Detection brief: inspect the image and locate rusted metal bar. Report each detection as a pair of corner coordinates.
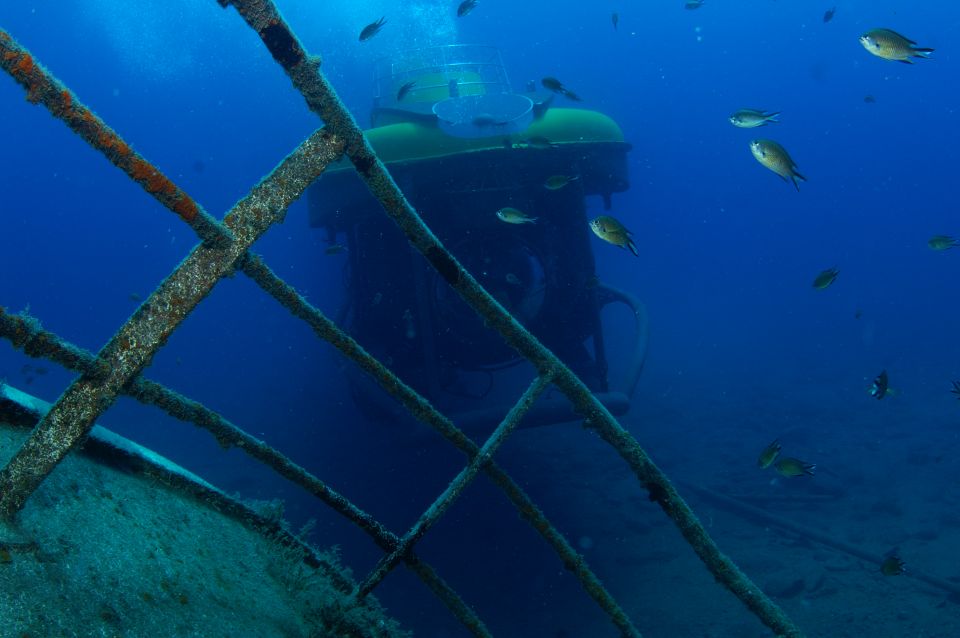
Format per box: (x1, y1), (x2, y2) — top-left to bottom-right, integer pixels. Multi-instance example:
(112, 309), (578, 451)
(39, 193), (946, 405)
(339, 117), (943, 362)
(215, 2), (804, 636)
(238, 254), (641, 637)
(0, 127), (344, 519)
(357, 374), (554, 598)
(0, 31), (229, 247)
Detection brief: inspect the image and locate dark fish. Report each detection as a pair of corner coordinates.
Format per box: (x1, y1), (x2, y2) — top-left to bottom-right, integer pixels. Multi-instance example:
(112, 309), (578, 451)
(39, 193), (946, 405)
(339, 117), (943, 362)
(684, 0), (705, 9)
(880, 554), (906, 576)
(950, 380), (960, 400)
(129, 292), (143, 302)
(773, 457), (816, 477)
(758, 439), (782, 469)
(812, 267), (839, 290)
(863, 95), (877, 103)
(457, 0), (478, 17)
(324, 244), (347, 255)
(396, 80), (416, 102)
(541, 77), (564, 92)
(540, 77), (582, 101)
(359, 17), (386, 42)
(612, 12), (619, 31)
(823, 6), (836, 23)
(870, 369), (890, 400)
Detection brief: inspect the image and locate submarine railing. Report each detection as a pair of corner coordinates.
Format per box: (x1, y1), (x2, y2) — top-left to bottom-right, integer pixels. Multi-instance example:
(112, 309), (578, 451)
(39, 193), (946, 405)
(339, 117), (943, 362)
(0, 5), (805, 637)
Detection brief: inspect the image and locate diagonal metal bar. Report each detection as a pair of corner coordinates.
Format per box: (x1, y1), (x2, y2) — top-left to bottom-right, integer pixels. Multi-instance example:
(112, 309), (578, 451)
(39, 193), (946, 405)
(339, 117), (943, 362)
(0, 317), (492, 638)
(0, 30), (229, 247)
(356, 374), (554, 598)
(216, 2), (805, 636)
(238, 254), (642, 638)
(0, 127), (344, 518)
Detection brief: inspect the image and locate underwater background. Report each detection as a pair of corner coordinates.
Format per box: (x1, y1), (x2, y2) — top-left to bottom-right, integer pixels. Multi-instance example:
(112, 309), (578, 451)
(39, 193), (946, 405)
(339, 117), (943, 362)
(1, 1), (959, 636)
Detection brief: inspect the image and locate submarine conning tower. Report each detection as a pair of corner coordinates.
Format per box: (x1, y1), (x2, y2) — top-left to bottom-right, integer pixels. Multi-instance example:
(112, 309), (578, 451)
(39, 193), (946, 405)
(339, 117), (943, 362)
(307, 45), (641, 428)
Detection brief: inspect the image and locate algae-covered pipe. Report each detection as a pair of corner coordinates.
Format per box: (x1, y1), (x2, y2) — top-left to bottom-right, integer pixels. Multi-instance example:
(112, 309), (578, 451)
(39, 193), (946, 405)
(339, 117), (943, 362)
(215, 1), (804, 635)
(0, 128), (345, 518)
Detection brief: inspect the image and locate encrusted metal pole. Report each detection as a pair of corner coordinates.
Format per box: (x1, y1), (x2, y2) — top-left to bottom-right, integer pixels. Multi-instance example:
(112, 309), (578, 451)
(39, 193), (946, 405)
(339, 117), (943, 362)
(0, 127), (344, 518)
(238, 255), (642, 638)
(357, 374), (554, 598)
(216, 2), (805, 636)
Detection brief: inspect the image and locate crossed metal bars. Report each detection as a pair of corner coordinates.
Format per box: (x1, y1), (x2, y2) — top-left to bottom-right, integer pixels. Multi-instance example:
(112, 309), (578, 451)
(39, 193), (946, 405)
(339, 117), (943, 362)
(0, 3), (805, 637)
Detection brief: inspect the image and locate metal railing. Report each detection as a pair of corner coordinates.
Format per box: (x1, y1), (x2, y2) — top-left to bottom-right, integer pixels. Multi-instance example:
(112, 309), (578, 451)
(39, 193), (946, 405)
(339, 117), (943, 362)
(0, 3), (805, 637)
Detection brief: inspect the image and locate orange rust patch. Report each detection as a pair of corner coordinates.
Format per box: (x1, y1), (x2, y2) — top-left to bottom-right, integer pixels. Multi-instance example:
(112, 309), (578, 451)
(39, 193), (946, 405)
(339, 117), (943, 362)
(60, 89), (72, 112)
(130, 159), (152, 181)
(173, 197), (199, 222)
(13, 53), (33, 76)
(145, 172), (168, 194)
(115, 141), (131, 157)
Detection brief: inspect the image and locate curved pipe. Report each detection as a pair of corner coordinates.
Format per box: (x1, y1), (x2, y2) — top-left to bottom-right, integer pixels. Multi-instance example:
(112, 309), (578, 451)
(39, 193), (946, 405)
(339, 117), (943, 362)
(596, 282), (649, 399)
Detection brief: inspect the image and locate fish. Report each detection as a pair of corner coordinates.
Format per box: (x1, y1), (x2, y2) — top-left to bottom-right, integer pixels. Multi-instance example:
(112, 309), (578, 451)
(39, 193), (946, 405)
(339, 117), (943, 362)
(541, 77), (582, 101)
(928, 235), (960, 251)
(749, 139), (806, 191)
(729, 108), (780, 128)
(823, 6), (836, 23)
(773, 457), (816, 478)
(950, 380), (960, 400)
(863, 95), (877, 104)
(758, 439), (782, 469)
(880, 555), (906, 576)
(543, 175), (579, 190)
(324, 244), (347, 255)
(589, 215), (638, 256)
(505, 273), (521, 286)
(870, 369), (890, 400)
(612, 12), (619, 31)
(359, 17), (387, 42)
(496, 207), (537, 224)
(396, 80), (416, 102)
(457, 0), (479, 17)
(812, 267), (839, 290)
(859, 29), (933, 64)
(684, 0), (705, 9)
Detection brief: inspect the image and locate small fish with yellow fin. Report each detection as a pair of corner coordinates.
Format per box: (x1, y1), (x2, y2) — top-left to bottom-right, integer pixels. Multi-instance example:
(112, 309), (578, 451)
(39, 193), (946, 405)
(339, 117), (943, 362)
(928, 235), (960, 251)
(773, 457), (816, 478)
(590, 215), (638, 256)
(729, 108), (780, 128)
(543, 175), (579, 190)
(750, 139), (806, 191)
(880, 553), (906, 576)
(496, 207), (537, 224)
(859, 29), (933, 64)
(758, 439), (782, 469)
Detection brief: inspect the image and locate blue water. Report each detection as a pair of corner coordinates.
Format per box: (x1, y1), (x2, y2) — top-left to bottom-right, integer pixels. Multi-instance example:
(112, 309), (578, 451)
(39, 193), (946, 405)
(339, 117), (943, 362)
(1, 1), (959, 636)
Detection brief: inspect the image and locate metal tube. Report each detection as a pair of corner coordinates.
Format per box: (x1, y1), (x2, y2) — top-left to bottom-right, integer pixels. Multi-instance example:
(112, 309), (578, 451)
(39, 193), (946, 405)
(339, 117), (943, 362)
(0, 127), (344, 519)
(356, 374), (553, 597)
